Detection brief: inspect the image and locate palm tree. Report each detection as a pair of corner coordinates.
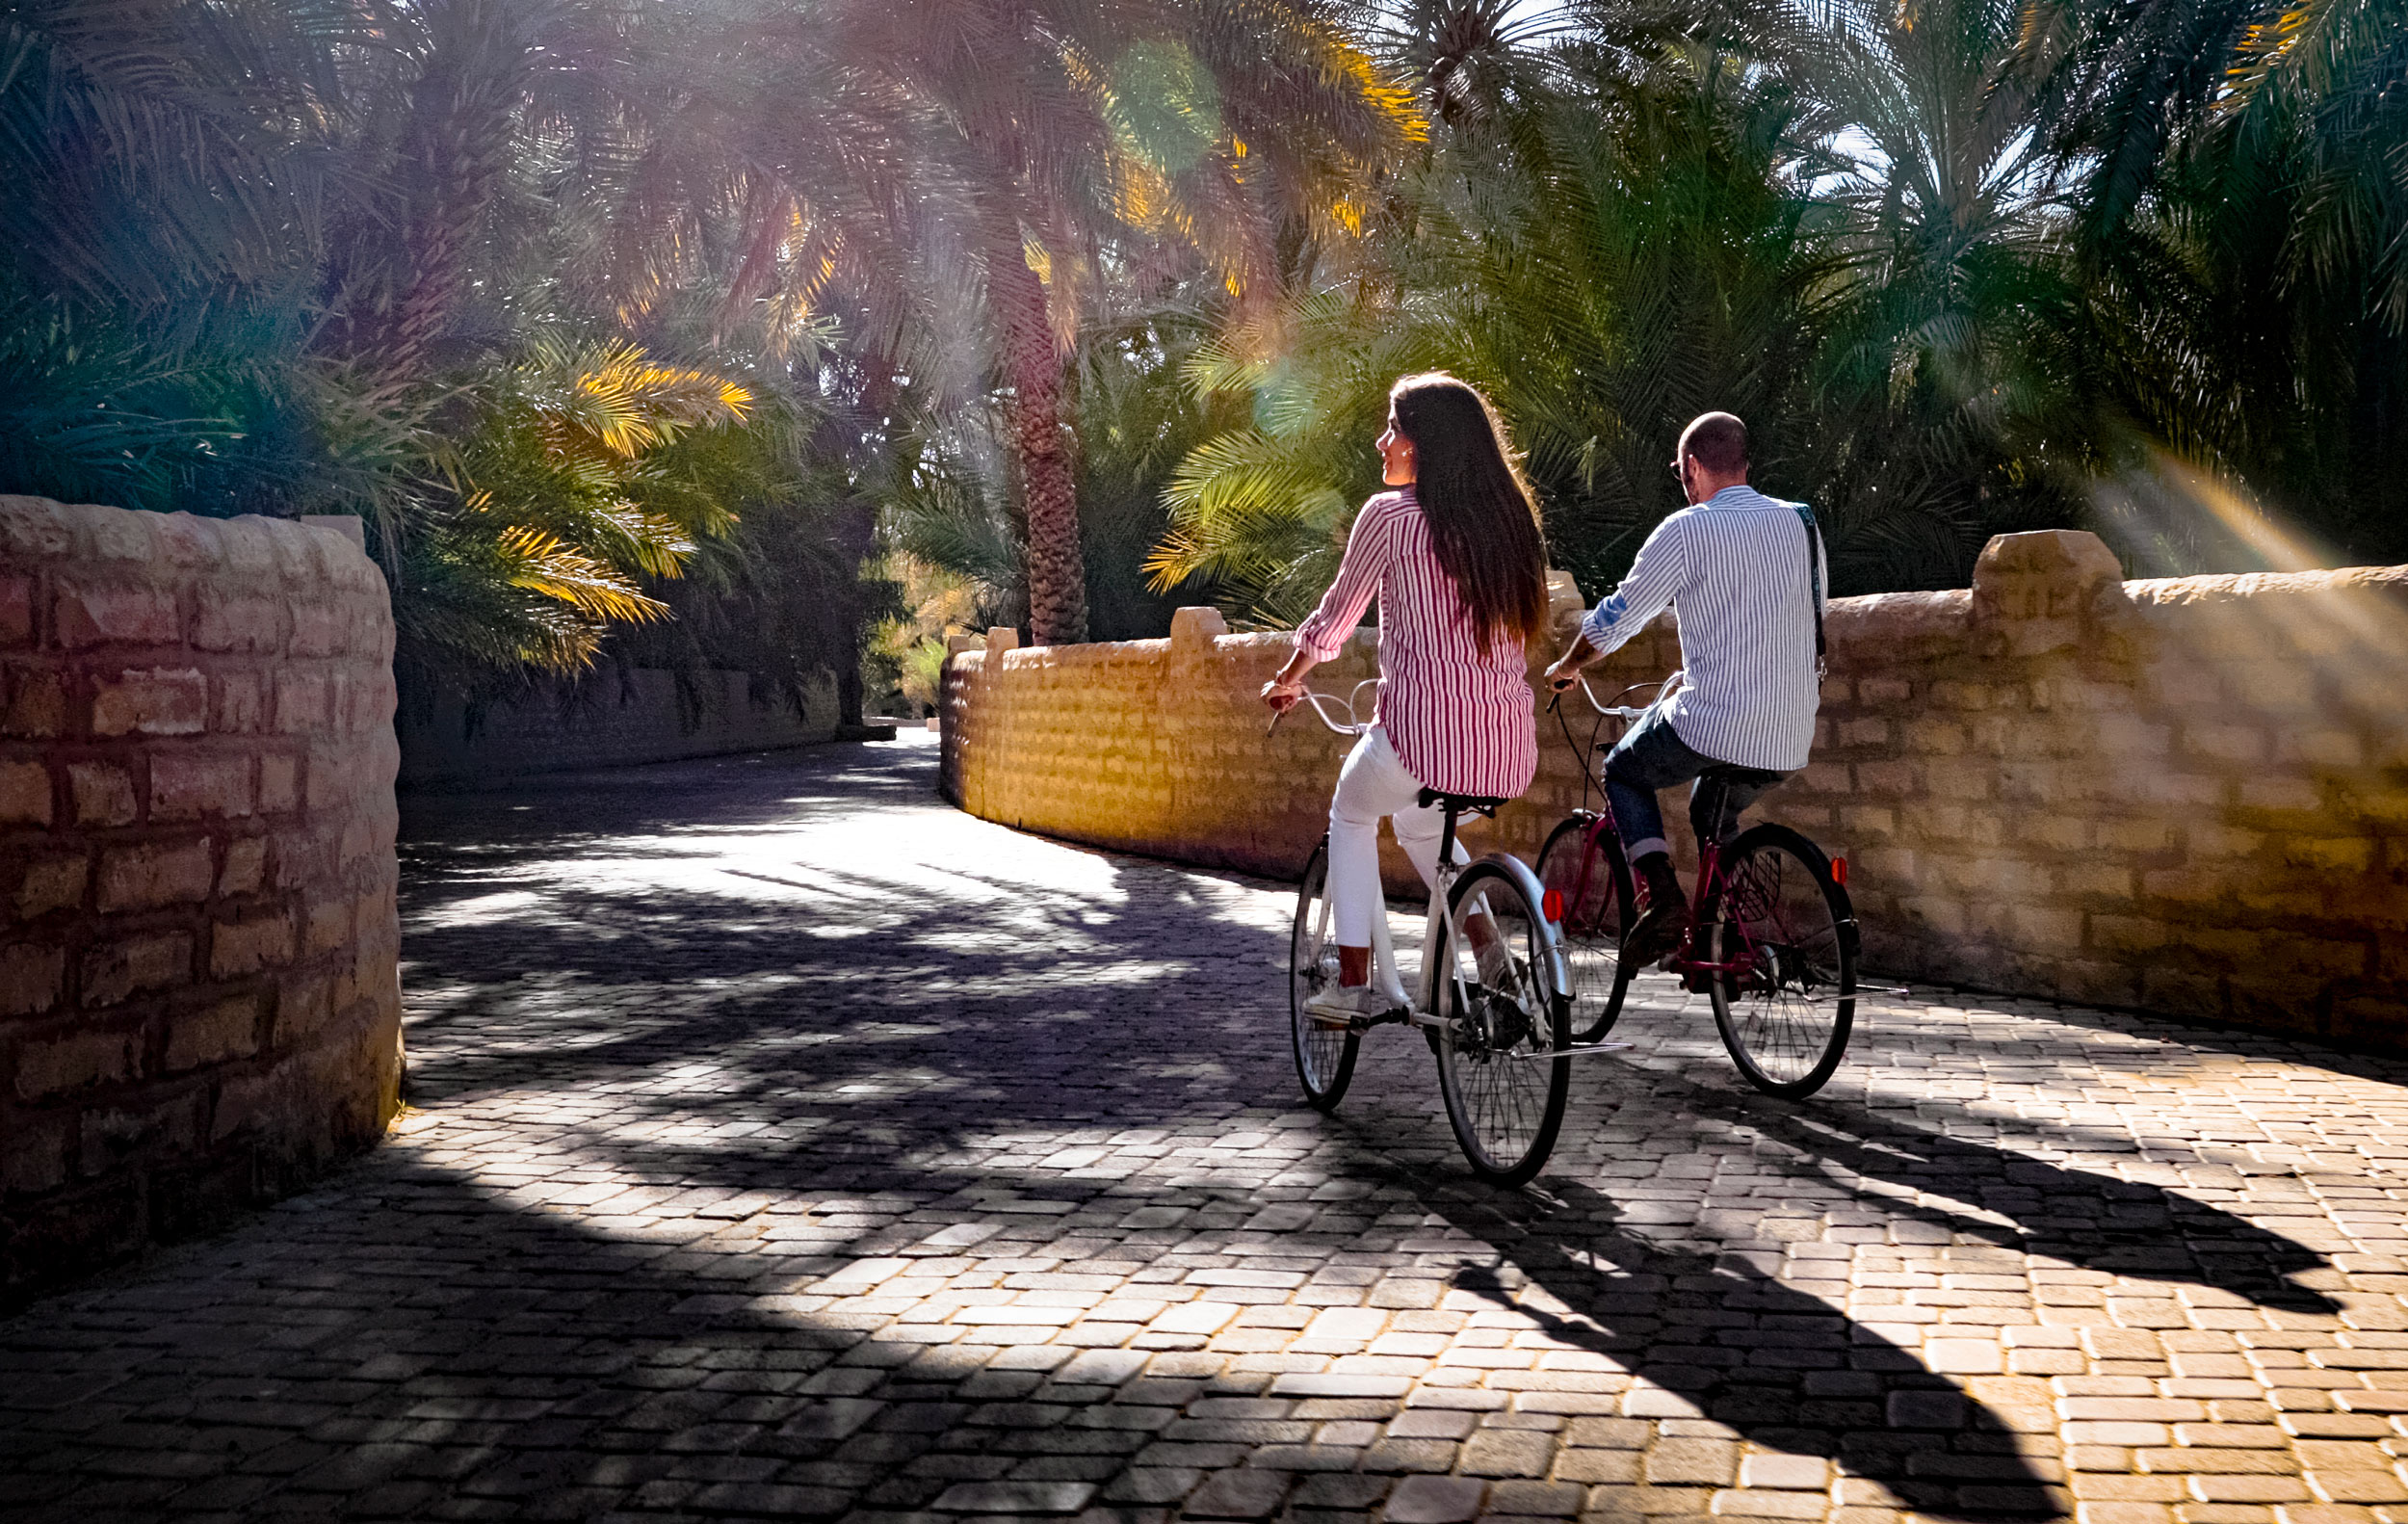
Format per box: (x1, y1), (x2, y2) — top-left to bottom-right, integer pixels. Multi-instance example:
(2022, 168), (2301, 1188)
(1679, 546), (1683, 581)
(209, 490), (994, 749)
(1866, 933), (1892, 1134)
(2016, 0), (2408, 565)
(0, 0), (895, 696)
(759, 0), (1420, 646)
(1148, 1), (1858, 612)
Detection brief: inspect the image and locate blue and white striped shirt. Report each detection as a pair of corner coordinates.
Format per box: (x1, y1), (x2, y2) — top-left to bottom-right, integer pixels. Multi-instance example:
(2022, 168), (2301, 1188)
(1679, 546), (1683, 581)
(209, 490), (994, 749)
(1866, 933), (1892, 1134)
(1579, 486), (1827, 772)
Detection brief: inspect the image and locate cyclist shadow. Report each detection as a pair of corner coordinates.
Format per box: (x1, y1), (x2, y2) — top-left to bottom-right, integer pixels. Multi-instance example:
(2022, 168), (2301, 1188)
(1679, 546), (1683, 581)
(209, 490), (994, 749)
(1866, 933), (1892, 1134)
(1363, 1062), (2342, 1522)
(1411, 1172), (2066, 1522)
(1627, 1062), (2341, 1317)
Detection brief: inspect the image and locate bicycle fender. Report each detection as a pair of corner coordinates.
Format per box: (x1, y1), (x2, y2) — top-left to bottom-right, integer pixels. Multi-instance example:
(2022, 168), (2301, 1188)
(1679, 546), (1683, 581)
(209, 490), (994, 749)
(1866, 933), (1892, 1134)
(1472, 850), (1573, 1003)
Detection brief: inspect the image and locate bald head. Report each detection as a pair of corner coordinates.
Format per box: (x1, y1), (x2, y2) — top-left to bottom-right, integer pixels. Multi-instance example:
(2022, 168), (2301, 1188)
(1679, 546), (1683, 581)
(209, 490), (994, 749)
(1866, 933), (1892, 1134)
(1678, 412), (1748, 477)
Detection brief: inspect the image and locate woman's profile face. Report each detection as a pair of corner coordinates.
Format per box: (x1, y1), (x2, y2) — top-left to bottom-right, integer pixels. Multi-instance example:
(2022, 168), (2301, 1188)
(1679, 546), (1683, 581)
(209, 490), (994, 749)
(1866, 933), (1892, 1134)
(1376, 409), (1417, 486)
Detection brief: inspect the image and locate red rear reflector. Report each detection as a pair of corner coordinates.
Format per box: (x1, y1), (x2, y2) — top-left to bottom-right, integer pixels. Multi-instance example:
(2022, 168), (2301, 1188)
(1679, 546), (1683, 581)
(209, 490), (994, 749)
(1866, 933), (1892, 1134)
(1831, 857), (1848, 886)
(1542, 889), (1564, 923)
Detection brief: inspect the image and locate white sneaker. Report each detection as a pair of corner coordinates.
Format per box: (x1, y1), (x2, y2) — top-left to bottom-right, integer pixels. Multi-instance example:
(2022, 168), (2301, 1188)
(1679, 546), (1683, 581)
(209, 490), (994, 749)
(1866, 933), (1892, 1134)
(1303, 985), (1394, 1027)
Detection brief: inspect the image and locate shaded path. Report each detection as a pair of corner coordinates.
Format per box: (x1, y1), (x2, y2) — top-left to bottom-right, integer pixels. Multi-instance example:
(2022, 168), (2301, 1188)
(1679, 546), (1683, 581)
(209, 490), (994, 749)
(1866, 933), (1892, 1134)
(7, 734), (2408, 1524)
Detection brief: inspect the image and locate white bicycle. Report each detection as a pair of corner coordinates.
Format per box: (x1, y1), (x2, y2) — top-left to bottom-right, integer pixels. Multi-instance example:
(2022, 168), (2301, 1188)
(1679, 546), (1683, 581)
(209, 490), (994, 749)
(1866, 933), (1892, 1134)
(1275, 683), (1577, 1186)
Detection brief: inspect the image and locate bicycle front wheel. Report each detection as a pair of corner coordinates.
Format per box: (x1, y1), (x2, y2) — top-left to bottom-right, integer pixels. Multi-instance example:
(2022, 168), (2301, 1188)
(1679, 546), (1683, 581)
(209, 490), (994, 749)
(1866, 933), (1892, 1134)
(1431, 860), (1569, 1186)
(1290, 841), (1359, 1111)
(1707, 825), (1857, 1098)
(1535, 813), (1636, 1042)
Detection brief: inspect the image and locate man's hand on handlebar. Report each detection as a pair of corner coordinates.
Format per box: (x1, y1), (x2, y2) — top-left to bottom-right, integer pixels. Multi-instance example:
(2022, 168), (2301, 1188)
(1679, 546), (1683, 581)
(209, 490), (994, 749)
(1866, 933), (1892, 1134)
(1545, 631), (1600, 694)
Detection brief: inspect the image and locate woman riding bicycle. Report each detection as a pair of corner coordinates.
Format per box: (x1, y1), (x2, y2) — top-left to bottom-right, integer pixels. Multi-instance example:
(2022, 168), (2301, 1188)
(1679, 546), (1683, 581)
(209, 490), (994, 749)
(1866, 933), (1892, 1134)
(1260, 373), (1549, 1023)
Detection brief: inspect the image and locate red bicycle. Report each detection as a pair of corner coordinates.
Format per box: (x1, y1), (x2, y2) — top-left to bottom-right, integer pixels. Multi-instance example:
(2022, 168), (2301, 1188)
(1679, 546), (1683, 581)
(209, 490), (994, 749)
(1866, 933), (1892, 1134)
(1537, 676), (1860, 1098)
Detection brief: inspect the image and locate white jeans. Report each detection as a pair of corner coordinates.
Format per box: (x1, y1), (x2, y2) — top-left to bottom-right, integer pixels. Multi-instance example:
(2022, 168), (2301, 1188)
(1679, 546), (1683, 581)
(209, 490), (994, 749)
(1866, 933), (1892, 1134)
(1328, 726), (1467, 947)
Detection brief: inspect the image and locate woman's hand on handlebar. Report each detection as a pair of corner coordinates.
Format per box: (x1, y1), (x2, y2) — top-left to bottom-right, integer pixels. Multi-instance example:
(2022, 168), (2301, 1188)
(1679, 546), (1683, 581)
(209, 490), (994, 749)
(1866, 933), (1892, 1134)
(1264, 646), (1317, 713)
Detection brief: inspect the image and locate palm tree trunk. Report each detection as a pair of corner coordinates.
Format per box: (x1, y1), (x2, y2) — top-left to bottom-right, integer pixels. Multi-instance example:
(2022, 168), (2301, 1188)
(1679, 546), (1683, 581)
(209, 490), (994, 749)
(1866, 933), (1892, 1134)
(322, 0), (533, 377)
(984, 222), (1088, 647)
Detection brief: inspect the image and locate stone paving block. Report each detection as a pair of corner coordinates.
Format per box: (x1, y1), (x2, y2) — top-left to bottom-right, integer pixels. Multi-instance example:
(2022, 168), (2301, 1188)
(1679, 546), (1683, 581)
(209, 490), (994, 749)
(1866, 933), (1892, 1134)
(691, 1480), (851, 1515)
(1274, 1375), (1414, 1399)
(1387, 1475), (1490, 1524)
(8, 740), (2408, 1522)
(1180, 1468), (1291, 1518)
(1462, 1429), (1556, 1477)
(935, 1480), (1103, 1513)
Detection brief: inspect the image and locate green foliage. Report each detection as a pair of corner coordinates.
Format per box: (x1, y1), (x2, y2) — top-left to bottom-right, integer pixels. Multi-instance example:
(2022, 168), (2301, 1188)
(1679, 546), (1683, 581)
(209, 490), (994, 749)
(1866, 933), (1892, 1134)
(0, 0), (885, 710)
(889, 292), (1237, 641)
(1152, 0), (2408, 614)
(1149, 288), (1444, 626)
(3, 0), (2399, 694)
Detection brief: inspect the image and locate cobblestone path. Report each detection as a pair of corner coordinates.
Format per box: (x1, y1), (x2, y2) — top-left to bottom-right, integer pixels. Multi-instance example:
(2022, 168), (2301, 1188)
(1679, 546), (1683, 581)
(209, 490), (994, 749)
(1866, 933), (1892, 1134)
(10, 736), (2408, 1524)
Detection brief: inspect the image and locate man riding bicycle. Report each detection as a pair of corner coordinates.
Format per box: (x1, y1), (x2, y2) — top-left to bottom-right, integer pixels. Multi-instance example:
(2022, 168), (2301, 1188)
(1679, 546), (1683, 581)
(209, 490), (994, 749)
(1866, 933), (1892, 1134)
(1543, 411), (1827, 969)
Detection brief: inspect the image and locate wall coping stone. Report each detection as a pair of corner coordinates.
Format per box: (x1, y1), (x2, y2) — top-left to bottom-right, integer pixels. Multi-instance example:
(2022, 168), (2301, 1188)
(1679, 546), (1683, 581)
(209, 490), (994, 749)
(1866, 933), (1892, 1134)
(941, 530), (2408, 1047)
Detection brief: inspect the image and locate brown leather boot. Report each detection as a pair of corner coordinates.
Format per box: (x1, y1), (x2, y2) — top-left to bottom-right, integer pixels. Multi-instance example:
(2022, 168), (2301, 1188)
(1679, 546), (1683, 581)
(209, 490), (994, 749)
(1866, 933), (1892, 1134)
(1620, 853), (1689, 969)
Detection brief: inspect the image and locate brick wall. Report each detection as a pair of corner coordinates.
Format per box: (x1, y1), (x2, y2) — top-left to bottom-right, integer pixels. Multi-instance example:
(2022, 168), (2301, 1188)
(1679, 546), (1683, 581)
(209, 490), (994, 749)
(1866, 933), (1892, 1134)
(942, 530), (2408, 1046)
(0, 496), (402, 1301)
(397, 669), (838, 789)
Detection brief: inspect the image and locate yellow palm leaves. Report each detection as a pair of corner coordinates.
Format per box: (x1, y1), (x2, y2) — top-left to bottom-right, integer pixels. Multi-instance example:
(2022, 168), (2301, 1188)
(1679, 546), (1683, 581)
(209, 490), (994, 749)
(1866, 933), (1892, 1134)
(447, 339), (756, 669)
(491, 524), (674, 625)
(522, 337), (752, 469)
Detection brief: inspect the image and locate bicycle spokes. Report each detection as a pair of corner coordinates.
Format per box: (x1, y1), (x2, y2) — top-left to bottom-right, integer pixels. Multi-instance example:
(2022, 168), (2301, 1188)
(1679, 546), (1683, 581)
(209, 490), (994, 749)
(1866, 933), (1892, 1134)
(1433, 864), (1569, 1187)
(1709, 827), (1856, 1097)
(1289, 843), (1360, 1112)
(1535, 816), (1634, 1043)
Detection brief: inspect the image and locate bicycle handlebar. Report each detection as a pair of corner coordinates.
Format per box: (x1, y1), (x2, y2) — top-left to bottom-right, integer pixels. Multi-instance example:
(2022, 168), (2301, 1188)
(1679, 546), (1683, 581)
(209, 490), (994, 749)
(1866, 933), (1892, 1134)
(1557, 672), (1669, 722)
(1266, 678), (1382, 737)
(1274, 672), (1674, 736)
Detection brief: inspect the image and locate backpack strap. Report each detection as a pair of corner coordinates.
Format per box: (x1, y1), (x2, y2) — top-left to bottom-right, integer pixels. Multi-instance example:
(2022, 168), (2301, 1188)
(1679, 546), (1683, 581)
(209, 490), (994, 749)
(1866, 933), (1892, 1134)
(1794, 503), (1827, 678)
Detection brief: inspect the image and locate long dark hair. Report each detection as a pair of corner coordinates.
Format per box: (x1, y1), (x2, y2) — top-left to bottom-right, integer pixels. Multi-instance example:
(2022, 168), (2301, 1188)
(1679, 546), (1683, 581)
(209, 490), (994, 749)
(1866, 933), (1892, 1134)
(1388, 372), (1548, 655)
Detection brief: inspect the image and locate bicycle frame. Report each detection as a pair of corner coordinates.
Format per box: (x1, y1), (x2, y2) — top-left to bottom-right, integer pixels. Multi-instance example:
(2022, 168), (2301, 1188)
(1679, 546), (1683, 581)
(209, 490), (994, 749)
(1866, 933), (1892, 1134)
(1280, 687), (1565, 1028)
(1364, 817), (1469, 1025)
(1562, 811), (1755, 981)
(1553, 676), (1760, 984)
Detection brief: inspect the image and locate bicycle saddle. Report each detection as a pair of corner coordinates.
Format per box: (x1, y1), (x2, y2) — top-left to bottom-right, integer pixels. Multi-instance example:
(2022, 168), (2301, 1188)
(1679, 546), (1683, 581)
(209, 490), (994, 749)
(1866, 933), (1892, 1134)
(1416, 789), (1507, 815)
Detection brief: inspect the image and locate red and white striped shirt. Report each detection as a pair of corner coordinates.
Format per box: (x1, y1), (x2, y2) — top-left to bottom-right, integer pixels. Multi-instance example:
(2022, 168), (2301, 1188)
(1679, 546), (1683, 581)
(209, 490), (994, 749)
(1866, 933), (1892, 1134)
(1294, 489), (1538, 800)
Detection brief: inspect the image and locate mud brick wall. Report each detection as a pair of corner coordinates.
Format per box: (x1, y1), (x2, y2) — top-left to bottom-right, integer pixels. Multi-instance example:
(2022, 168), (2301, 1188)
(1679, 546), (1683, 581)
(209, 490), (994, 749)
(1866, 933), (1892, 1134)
(0, 496), (403, 1301)
(397, 668), (838, 789)
(942, 530), (2408, 1046)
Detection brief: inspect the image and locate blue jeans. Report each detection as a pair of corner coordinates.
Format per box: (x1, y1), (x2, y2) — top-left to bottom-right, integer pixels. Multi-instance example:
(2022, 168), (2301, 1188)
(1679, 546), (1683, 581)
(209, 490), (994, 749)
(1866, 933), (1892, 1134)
(1603, 708), (1787, 862)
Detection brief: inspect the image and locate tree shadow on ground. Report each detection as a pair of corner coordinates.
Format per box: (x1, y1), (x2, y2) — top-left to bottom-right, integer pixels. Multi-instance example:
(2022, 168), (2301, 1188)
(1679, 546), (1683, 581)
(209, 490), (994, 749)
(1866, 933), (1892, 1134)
(0, 742), (2348, 1519)
(0, 1135), (2067, 1522)
(1290, 1045), (2343, 1521)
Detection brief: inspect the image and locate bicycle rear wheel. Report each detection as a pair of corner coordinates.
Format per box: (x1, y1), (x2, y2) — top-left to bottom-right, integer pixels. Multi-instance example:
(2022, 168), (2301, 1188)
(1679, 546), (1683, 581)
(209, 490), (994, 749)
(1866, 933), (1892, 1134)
(1431, 860), (1569, 1186)
(1707, 825), (1857, 1098)
(1290, 841), (1359, 1111)
(1535, 813), (1636, 1042)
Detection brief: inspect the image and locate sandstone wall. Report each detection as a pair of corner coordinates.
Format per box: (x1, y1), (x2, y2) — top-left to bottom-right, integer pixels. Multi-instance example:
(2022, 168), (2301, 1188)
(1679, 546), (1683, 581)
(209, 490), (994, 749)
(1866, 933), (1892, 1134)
(398, 668), (838, 789)
(0, 497), (403, 1301)
(942, 531), (2408, 1046)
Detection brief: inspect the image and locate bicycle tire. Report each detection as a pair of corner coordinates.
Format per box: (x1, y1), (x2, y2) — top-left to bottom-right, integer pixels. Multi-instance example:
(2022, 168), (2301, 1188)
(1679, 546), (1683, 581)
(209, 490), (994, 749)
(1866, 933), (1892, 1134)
(1431, 859), (1570, 1186)
(1707, 824), (1857, 1098)
(1290, 840), (1360, 1111)
(1535, 813), (1636, 1042)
